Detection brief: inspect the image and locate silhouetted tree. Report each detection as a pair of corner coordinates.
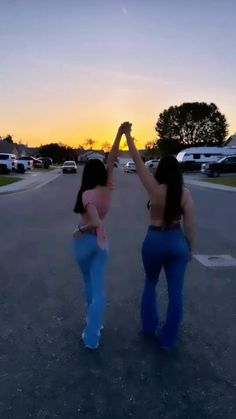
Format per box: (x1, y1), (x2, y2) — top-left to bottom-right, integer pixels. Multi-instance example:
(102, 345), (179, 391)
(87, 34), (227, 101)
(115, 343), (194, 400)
(101, 142), (111, 152)
(156, 102), (228, 155)
(39, 143), (77, 163)
(78, 144), (85, 151)
(3, 135), (13, 143)
(83, 138), (95, 150)
(144, 140), (159, 159)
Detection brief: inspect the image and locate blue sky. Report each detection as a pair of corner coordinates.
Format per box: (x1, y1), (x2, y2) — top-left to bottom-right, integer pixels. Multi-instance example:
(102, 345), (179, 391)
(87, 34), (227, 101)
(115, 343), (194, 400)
(0, 0), (235, 147)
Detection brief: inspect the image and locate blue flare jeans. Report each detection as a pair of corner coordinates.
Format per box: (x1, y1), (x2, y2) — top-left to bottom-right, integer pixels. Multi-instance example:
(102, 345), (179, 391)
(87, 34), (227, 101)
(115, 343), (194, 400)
(141, 225), (190, 348)
(73, 232), (108, 349)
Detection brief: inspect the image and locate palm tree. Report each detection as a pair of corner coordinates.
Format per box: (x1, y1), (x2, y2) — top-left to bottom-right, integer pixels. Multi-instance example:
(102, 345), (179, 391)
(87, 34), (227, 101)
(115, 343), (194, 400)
(101, 142), (111, 152)
(83, 138), (95, 150)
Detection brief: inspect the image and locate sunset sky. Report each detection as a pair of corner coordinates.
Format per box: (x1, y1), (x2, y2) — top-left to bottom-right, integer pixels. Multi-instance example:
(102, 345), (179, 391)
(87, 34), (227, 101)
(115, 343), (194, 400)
(1, 0), (236, 149)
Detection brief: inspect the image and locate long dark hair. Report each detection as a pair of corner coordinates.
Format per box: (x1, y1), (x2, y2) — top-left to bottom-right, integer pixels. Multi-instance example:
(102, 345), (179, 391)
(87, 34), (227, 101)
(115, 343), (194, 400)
(73, 159), (108, 214)
(153, 155), (183, 227)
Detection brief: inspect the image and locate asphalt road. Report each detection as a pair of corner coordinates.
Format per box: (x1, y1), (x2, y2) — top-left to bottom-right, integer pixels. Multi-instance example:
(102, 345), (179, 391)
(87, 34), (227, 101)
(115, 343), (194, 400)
(0, 170), (235, 419)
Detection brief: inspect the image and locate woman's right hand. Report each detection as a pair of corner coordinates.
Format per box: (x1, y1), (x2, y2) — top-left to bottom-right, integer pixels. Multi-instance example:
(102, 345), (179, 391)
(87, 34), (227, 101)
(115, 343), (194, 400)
(122, 121), (132, 136)
(117, 123), (125, 137)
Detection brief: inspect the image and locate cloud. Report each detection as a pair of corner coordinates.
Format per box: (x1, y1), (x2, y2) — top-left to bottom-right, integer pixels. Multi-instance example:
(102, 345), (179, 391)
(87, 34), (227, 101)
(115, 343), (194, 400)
(122, 6), (127, 15)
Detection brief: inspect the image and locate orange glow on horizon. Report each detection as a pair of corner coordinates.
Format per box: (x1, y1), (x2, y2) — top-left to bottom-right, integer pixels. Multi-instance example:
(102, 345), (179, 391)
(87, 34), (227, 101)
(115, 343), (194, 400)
(0, 106), (159, 150)
(2, 118), (236, 150)
(1, 91), (236, 150)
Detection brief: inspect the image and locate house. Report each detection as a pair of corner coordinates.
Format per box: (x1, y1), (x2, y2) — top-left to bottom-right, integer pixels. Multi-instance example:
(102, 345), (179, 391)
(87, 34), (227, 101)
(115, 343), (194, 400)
(26, 147), (39, 157)
(16, 144), (28, 157)
(77, 150), (104, 162)
(224, 134), (236, 147)
(0, 140), (19, 156)
(0, 140), (31, 157)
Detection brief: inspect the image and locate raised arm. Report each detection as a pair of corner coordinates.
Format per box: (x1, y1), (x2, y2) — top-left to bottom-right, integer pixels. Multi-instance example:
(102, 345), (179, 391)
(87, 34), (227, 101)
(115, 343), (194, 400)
(106, 125), (123, 177)
(122, 122), (157, 193)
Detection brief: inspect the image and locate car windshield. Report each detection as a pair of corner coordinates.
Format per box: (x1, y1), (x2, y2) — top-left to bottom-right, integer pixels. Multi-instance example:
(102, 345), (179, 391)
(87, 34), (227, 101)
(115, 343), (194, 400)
(217, 157), (227, 163)
(0, 154), (10, 160)
(64, 162), (75, 166)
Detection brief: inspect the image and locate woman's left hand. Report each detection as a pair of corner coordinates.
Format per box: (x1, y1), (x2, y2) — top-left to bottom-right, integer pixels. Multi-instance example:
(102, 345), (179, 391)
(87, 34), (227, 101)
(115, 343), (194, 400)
(73, 229), (83, 238)
(122, 121), (132, 136)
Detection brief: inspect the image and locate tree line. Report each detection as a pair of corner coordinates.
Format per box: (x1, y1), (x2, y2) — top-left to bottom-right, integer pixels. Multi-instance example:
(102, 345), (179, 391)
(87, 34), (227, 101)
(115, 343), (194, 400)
(38, 140), (113, 163)
(2, 102), (228, 161)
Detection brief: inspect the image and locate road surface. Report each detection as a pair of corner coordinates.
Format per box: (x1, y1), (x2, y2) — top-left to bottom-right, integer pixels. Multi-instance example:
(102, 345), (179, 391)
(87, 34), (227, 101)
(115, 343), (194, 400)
(0, 169), (235, 418)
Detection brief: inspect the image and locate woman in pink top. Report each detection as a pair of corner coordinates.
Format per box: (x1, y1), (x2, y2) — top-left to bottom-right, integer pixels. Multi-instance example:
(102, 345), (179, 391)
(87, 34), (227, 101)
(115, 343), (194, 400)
(72, 126), (122, 349)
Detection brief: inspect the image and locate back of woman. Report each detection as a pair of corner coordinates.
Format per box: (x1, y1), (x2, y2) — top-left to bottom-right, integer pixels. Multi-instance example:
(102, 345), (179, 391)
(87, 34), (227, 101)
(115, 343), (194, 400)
(148, 155), (184, 228)
(149, 185), (189, 226)
(122, 122), (194, 351)
(72, 126), (123, 350)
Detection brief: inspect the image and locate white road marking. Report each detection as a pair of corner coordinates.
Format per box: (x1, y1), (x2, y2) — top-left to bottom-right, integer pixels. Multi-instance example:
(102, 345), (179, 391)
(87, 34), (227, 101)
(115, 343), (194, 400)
(194, 254), (236, 267)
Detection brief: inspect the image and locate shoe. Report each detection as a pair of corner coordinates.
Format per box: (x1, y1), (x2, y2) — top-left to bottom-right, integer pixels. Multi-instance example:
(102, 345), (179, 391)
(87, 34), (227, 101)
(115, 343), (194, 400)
(81, 332), (99, 350)
(156, 338), (173, 353)
(141, 328), (159, 338)
(141, 331), (156, 339)
(159, 345), (172, 353)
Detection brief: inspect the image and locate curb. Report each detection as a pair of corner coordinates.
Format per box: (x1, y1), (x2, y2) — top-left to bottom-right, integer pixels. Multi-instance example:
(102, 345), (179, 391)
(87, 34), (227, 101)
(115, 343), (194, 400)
(185, 179), (236, 193)
(0, 171), (61, 196)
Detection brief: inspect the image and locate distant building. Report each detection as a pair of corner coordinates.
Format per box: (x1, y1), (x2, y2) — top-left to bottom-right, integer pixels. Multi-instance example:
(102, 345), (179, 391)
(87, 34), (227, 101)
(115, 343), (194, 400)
(0, 140), (32, 157)
(16, 144), (28, 157)
(0, 140), (18, 156)
(26, 147), (39, 157)
(77, 150), (104, 162)
(225, 134), (236, 147)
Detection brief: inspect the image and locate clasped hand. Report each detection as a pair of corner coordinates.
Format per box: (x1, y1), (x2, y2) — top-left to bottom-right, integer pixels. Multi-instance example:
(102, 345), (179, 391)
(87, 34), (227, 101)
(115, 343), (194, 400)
(118, 121), (133, 137)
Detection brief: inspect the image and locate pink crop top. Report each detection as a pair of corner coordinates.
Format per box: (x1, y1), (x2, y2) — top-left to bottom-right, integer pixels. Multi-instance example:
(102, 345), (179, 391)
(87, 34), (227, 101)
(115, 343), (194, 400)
(80, 179), (113, 249)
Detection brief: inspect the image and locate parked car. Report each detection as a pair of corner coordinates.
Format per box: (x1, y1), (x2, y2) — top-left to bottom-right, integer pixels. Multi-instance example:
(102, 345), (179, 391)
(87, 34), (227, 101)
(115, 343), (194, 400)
(0, 153), (16, 174)
(201, 155), (236, 177)
(145, 159), (159, 169)
(31, 157), (44, 168)
(0, 153), (34, 174)
(16, 156), (43, 169)
(16, 157), (33, 173)
(62, 161), (77, 174)
(124, 161), (136, 173)
(38, 157), (53, 168)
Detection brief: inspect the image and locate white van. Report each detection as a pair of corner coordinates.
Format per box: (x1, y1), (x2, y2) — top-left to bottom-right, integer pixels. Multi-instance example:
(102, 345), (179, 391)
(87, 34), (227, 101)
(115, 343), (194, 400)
(177, 146), (236, 169)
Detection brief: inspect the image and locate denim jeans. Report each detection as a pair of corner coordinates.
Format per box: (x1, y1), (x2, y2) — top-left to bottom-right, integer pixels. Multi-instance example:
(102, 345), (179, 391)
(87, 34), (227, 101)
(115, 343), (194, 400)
(141, 225), (190, 348)
(73, 232), (108, 348)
